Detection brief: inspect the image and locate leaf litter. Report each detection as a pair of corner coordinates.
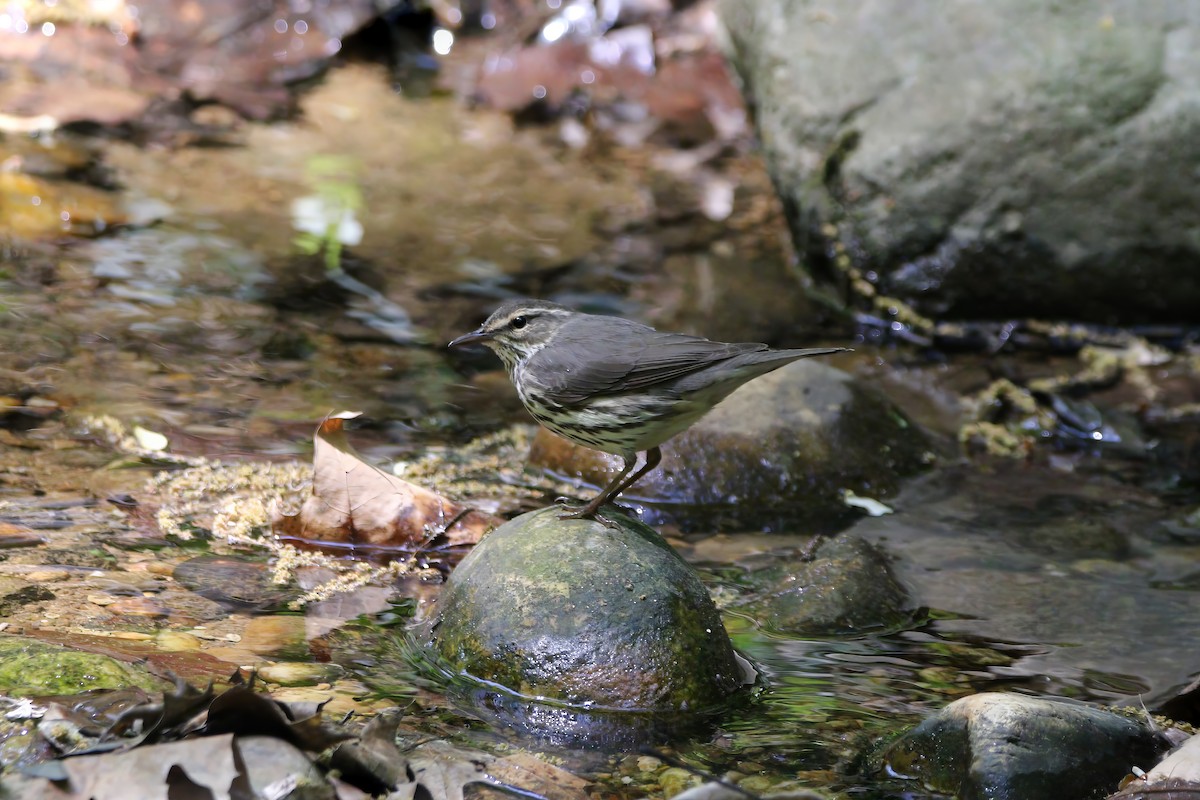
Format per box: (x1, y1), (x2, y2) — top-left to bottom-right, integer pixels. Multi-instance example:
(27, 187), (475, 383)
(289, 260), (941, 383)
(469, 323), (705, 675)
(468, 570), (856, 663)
(100, 412), (512, 609)
(6, 676), (589, 800)
(0, 413), (600, 799)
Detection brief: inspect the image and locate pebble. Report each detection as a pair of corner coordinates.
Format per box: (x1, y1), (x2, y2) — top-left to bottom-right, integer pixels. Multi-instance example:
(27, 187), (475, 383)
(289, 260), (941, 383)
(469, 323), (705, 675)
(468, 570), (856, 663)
(270, 685), (376, 717)
(26, 570), (69, 582)
(241, 615), (309, 659)
(203, 646), (260, 665)
(108, 597), (169, 618)
(87, 594), (117, 606)
(127, 561), (176, 577)
(155, 631), (202, 651)
(257, 662), (344, 687)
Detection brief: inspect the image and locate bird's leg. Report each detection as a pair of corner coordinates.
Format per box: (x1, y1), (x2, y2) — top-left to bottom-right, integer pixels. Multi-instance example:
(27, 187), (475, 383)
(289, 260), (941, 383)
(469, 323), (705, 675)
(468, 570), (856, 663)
(558, 447), (664, 523)
(611, 446), (661, 498)
(559, 452), (639, 521)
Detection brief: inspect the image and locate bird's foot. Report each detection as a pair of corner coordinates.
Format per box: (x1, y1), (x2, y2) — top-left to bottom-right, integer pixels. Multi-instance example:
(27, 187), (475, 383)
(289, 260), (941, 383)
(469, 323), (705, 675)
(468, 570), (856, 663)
(556, 500), (621, 529)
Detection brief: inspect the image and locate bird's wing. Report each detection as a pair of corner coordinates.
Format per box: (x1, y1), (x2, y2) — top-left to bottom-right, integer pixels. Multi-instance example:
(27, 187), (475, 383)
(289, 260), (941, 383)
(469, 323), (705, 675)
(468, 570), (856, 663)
(526, 318), (765, 405)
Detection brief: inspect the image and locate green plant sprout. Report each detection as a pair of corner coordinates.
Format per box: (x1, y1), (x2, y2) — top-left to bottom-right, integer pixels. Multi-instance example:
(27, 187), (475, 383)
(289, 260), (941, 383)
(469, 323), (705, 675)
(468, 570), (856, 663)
(291, 155), (365, 274)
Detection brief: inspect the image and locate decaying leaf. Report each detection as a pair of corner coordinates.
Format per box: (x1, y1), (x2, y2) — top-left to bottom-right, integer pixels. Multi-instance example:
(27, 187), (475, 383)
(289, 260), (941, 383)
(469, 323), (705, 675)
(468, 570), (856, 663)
(404, 740), (589, 800)
(273, 413), (500, 555)
(62, 733), (240, 800)
(205, 681), (352, 753)
(330, 714), (588, 800)
(327, 711), (411, 794)
(7, 674), (596, 800)
(107, 675), (216, 746)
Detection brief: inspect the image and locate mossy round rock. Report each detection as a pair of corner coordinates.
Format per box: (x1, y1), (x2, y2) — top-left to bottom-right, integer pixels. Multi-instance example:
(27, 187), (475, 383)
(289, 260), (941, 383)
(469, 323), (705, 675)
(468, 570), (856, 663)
(431, 506), (744, 711)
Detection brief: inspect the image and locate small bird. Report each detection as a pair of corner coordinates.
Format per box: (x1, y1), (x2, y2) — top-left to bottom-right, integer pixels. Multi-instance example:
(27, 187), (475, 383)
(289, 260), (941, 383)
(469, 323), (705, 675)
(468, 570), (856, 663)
(449, 299), (848, 520)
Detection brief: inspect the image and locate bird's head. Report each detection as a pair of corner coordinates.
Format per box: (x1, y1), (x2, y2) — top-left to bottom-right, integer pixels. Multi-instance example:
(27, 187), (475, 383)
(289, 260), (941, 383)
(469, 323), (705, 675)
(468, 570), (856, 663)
(448, 299), (574, 369)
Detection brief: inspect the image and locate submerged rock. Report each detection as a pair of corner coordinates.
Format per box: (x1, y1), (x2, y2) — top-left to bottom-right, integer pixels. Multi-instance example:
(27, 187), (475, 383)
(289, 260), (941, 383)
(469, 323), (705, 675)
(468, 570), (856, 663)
(530, 360), (931, 531)
(742, 534), (914, 635)
(0, 635), (168, 695)
(883, 692), (1172, 800)
(430, 507), (744, 733)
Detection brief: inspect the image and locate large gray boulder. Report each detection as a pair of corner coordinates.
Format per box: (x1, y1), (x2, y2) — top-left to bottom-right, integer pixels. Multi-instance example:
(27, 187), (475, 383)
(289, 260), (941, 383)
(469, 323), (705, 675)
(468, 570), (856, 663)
(717, 1), (1200, 323)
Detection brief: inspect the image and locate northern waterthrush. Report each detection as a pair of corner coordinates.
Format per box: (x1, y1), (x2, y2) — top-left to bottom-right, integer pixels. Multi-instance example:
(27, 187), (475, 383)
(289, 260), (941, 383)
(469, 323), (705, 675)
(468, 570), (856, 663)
(449, 299), (847, 520)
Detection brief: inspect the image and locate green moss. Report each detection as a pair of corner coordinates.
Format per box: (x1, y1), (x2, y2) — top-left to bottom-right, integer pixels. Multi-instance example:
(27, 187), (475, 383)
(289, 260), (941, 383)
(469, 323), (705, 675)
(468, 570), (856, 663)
(0, 635), (169, 695)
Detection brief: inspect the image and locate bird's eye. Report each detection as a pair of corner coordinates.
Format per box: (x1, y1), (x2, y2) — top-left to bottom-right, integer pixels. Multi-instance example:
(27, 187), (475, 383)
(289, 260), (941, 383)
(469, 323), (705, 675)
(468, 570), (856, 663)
(511, 316), (528, 330)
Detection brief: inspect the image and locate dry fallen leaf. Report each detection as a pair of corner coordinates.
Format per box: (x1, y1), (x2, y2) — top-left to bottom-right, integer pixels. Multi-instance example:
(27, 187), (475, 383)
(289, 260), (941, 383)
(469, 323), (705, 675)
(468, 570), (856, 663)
(62, 733), (240, 800)
(273, 413), (500, 554)
(406, 740), (589, 800)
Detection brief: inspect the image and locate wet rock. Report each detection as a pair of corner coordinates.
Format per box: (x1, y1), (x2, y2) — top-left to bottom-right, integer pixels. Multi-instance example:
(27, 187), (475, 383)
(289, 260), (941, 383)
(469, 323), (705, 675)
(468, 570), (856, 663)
(0, 584), (55, 616)
(236, 736), (335, 800)
(741, 535), (913, 635)
(431, 507), (744, 716)
(0, 635), (168, 695)
(24, 569), (69, 583)
(883, 692), (1172, 800)
(107, 596), (169, 619)
(717, 0), (1200, 323)
(530, 360), (931, 531)
(0, 172), (126, 240)
(1156, 673), (1200, 727)
(660, 767), (704, 798)
(154, 631), (202, 652)
(258, 662), (345, 688)
(1162, 505), (1200, 543)
(173, 555), (288, 611)
(1012, 515), (1131, 561)
(241, 615), (311, 661)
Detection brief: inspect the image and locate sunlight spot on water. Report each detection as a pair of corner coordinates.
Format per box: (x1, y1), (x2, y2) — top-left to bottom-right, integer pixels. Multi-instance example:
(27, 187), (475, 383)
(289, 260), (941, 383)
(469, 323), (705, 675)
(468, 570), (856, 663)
(432, 28), (454, 56)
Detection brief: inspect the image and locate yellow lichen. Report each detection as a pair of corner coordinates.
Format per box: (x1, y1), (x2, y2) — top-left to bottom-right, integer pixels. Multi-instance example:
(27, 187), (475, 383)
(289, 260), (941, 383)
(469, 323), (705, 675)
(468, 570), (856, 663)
(958, 421), (1031, 458)
(268, 544), (431, 609)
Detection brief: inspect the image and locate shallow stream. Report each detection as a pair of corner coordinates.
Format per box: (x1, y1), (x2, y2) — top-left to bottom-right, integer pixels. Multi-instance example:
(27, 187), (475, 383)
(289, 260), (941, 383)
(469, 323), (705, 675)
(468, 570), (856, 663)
(1, 61), (1197, 799)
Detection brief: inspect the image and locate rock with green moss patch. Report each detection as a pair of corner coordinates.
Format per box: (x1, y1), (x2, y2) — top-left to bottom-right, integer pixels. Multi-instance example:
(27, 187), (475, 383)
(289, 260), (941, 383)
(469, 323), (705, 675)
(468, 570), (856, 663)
(0, 635), (169, 695)
(431, 507), (744, 712)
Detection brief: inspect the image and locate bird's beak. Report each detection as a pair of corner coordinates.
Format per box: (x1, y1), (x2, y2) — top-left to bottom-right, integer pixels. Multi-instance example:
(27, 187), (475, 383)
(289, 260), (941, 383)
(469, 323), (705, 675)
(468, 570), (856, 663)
(448, 328), (492, 348)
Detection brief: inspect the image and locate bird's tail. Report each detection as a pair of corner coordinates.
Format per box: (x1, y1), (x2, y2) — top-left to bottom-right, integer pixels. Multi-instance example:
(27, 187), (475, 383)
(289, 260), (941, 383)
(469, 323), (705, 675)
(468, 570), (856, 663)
(729, 346), (850, 374)
(682, 346), (849, 404)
